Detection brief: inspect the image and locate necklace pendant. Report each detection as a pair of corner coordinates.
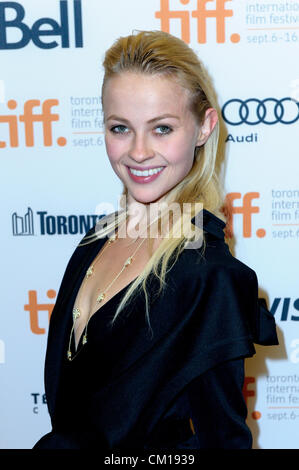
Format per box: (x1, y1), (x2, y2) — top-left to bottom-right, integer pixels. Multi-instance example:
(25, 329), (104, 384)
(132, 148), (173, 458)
(86, 266), (94, 278)
(67, 350), (72, 361)
(124, 256), (133, 267)
(72, 308), (81, 321)
(82, 334), (87, 345)
(96, 292), (105, 303)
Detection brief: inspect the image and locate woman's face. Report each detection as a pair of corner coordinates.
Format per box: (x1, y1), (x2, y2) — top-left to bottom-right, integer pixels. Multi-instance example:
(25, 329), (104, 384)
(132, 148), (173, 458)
(102, 72), (216, 205)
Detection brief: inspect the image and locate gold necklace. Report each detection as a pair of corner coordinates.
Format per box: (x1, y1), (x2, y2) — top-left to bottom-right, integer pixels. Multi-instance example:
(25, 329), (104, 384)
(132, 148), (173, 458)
(67, 232), (147, 361)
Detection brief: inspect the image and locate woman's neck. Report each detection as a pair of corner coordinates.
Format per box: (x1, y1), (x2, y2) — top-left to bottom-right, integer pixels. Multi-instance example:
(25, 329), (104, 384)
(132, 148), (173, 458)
(124, 195), (168, 241)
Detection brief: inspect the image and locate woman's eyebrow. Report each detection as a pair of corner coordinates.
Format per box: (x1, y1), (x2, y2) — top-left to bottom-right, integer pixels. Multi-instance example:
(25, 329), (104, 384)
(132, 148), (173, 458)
(106, 115), (130, 123)
(106, 114), (180, 123)
(147, 114), (180, 123)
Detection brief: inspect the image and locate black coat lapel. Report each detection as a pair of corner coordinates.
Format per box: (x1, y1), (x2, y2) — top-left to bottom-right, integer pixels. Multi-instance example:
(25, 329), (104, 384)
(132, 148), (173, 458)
(44, 233), (108, 419)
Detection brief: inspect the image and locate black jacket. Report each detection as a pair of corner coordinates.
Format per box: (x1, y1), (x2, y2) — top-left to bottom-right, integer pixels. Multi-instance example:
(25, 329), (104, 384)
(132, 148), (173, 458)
(34, 209), (278, 449)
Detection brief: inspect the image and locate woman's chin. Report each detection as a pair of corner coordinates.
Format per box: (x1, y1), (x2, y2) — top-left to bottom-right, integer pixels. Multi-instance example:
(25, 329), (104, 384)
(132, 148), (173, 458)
(127, 190), (168, 206)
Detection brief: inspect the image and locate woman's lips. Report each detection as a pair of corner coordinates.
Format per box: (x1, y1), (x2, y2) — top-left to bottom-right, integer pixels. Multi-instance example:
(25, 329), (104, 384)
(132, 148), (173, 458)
(126, 166), (165, 184)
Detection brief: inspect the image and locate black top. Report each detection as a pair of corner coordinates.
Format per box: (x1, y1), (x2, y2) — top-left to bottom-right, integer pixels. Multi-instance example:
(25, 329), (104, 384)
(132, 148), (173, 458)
(34, 209), (278, 449)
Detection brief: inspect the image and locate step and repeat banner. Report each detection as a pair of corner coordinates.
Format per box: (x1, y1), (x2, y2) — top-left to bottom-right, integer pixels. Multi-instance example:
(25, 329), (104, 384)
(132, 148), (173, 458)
(1, 0), (298, 449)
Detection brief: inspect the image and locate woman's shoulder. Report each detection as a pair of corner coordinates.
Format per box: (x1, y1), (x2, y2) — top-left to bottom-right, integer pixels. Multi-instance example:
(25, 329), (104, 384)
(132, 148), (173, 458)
(174, 210), (278, 346)
(186, 208), (257, 281)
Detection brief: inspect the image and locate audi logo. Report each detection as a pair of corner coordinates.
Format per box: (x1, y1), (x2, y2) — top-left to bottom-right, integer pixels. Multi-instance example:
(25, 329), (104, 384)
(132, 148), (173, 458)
(221, 98), (299, 125)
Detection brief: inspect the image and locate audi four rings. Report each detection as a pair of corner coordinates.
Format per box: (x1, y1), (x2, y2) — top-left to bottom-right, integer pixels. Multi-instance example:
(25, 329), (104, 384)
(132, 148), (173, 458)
(221, 97), (299, 125)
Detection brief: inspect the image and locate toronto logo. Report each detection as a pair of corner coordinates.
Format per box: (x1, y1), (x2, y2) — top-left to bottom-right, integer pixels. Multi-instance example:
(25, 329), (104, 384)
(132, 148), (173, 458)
(12, 207), (34, 236)
(11, 207), (103, 236)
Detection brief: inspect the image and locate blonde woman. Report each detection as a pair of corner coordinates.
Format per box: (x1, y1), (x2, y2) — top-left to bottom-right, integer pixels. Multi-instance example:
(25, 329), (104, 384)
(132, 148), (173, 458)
(34, 31), (278, 450)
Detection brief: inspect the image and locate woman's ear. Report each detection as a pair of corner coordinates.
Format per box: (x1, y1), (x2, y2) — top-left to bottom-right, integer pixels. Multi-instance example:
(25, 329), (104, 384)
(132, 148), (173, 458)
(196, 108), (218, 147)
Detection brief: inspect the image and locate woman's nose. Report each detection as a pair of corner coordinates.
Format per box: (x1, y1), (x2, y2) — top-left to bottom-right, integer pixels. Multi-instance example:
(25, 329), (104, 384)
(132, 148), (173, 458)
(129, 134), (154, 161)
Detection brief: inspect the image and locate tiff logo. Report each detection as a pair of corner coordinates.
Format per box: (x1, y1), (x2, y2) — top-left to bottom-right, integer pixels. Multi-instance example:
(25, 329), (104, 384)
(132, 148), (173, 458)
(12, 207), (34, 236)
(0, 99), (67, 148)
(243, 377), (261, 420)
(24, 289), (56, 335)
(155, 0), (240, 44)
(223, 192), (266, 238)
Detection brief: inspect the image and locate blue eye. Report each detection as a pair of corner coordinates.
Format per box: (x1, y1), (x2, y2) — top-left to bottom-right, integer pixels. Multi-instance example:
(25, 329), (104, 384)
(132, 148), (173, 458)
(155, 125), (172, 135)
(110, 125), (129, 134)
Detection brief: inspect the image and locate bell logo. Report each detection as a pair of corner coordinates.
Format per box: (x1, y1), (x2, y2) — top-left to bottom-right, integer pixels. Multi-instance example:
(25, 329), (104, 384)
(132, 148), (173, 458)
(0, 0), (83, 49)
(155, 0), (240, 44)
(223, 192), (266, 238)
(0, 99), (67, 148)
(24, 289), (56, 334)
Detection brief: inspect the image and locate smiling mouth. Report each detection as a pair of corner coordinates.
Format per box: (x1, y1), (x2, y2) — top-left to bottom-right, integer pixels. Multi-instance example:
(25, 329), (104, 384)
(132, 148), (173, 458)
(128, 166), (164, 176)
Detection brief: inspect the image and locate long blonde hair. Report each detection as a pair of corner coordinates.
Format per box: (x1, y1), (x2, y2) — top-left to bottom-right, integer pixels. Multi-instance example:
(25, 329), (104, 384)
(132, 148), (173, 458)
(82, 30), (225, 331)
